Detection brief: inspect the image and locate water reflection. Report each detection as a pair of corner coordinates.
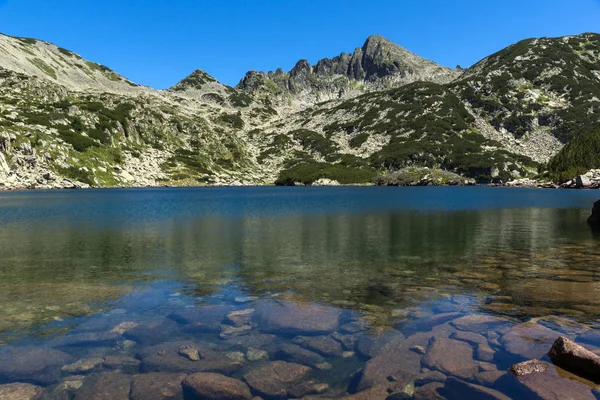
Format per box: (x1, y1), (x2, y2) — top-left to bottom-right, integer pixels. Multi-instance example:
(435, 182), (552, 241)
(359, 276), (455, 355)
(0, 188), (599, 336)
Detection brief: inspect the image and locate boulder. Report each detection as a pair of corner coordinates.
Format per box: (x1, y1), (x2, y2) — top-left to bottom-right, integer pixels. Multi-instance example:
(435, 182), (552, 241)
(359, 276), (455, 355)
(293, 335), (343, 357)
(515, 368), (596, 400)
(450, 314), (508, 333)
(0, 383), (43, 400)
(547, 336), (600, 381)
(74, 372), (133, 400)
(356, 343), (422, 391)
(138, 342), (243, 375)
(441, 377), (510, 400)
(421, 338), (479, 380)
(182, 373), (251, 400)
(169, 305), (234, 333)
(130, 372), (186, 400)
(576, 175), (592, 188)
(253, 300), (341, 335)
(124, 319), (180, 345)
(62, 358), (104, 374)
(588, 200), (600, 226)
(243, 361), (310, 398)
(500, 322), (558, 359)
(274, 343), (326, 368)
(0, 346), (74, 385)
(509, 359), (549, 377)
(355, 330), (405, 358)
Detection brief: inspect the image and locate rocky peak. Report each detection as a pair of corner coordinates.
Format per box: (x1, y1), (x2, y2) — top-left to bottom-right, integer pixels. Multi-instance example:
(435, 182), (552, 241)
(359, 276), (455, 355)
(169, 69), (218, 92)
(290, 59), (312, 77)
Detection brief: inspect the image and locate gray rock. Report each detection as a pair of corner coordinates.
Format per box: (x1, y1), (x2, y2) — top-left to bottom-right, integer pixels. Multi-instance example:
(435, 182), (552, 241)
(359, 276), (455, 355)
(509, 359), (549, 377)
(422, 338), (479, 380)
(169, 305), (234, 333)
(293, 335), (343, 357)
(225, 309), (255, 327)
(253, 300), (341, 335)
(0, 346), (74, 385)
(515, 368), (596, 400)
(356, 342), (422, 391)
(287, 380), (329, 398)
(450, 314), (508, 333)
(138, 341), (243, 375)
(220, 324), (252, 339)
(49, 331), (121, 347)
(243, 361), (311, 398)
(0, 383), (43, 400)
(355, 330), (405, 358)
(102, 356), (140, 371)
(500, 322), (558, 359)
(74, 372), (133, 400)
(548, 336), (600, 381)
(130, 372), (186, 400)
(62, 358), (104, 374)
(274, 343), (326, 368)
(124, 319), (180, 345)
(182, 373), (251, 400)
(442, 377), (511, 400)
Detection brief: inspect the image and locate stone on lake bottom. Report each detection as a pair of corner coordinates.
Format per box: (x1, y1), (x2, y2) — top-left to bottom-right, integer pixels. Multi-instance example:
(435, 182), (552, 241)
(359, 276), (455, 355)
(293, 335), (343, 357)
(0, 346), (74, 385)
(339, 385), (389, 400)
(243, 361), (311, 398)
(130, 372), (186, 400)
(62, 358), (104, 374)
(253, 300), (341, 335)
(182, 372), (251, 400)
(450, 314), (508, 333)
(0, 383), (43, 400)
(275, 343), (326, 368)
(74, 372), (133, 400)
(442, 377), (511, 400)
(500, 322), (558, 359)
(421, 338), (479, 380)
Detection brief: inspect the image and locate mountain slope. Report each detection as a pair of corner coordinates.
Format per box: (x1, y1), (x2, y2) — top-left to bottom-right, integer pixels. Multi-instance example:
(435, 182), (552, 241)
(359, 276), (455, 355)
(0, 33), (148, 94)
(1, 32), (600, 189)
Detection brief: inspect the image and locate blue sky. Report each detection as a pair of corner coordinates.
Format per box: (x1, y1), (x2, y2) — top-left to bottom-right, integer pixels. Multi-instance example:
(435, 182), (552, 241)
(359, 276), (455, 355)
(0, 0), (598, 89)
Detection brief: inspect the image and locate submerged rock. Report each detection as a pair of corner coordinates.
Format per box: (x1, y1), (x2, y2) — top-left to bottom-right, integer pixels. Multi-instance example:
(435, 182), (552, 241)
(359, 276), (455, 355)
(253, 300), (341, 335)
(293, 335), (343, 357)
(275, 343), (326, 368)
(130, 372), (186, 400)
(450, 314), (508, 333)
(548, 336), (600, 381)
(500, 322), (558, 359)
(169, 305), (234, 333)
(243, 361), (311, 398)
(515, 367), (596, 400)
(0, 383), (43, 400)
(62, 358), (104, 374)
(0, 346), (74, 385)
(422, 338), (479, 380)
(182, 373), (251, 400)
(74, 372), (133, 400)
(124, 319), (180, 345)
(138, 341), (243, 375)
(441, 377), (510, 400)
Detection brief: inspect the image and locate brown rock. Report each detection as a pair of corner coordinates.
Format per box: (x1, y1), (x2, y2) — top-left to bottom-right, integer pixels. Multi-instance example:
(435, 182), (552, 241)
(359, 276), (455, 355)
(422, 338), (479, 380)
(102, 356), (140, 371)
(355, 330), (405, 358)
(0, 346), (74, 385)
(442, 377), (511, 400)
(548, 336), (600, 381)
(275, 343), (325, 368)
(356, 343), (422, 391)
(293, 335), (343, 357)
(253, 301), (341, 335)
(509, 359), (549, 377)
(412, 382), (446, 400)
(131, 372), (186, 400)
(138, 342), (243, 375)
(169, 305), (234, 333)
(473, 371), (507, 387)
(182, 372), (251, 400)
(450, 330), (488, 345)
(500, 322), (558, 359)
(516, 369), (596, 400)
(178, 344), (203, 361)
(0, 383), (43, 400)
(339, 385), (388, 400)
(74, 372), (133, 400)
(450, 314), (508, 333)
(225, 309), (255, 327)
(287, 381), (329, 398)
(243, 361), (310, 398)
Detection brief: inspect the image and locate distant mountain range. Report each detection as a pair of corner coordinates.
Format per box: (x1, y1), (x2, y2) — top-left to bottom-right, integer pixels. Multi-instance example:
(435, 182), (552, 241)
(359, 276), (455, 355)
(0, 32), (599, 188)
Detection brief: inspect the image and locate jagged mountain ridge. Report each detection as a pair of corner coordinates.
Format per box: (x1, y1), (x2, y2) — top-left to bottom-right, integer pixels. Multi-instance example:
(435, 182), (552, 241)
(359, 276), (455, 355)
(0, 31), (599, 188)
(233, 35), (460, 110)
